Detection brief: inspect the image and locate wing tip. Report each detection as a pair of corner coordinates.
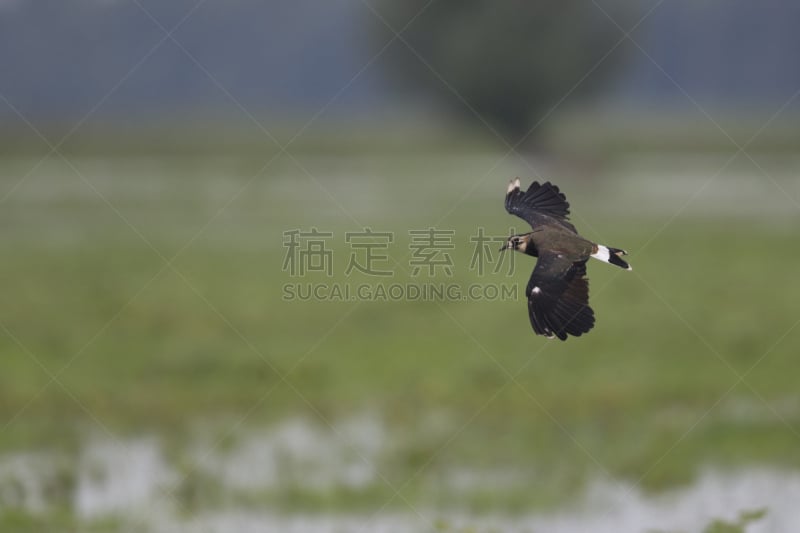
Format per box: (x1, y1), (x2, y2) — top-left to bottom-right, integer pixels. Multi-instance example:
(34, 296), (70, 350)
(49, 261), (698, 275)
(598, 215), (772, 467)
(528, 281), (595, 341)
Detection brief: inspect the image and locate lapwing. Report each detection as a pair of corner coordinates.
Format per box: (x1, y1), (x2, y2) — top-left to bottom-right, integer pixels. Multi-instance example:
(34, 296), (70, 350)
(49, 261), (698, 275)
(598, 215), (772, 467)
(501, 178), (631, 340)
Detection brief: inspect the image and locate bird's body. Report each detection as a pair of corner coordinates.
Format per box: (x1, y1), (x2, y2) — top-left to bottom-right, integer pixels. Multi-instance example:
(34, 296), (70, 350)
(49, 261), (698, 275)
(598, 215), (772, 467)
(502, 178), (631, 341)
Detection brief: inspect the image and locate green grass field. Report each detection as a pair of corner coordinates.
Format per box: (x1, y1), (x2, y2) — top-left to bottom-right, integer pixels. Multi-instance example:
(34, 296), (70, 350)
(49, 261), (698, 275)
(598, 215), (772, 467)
(1, 149), (799, 529)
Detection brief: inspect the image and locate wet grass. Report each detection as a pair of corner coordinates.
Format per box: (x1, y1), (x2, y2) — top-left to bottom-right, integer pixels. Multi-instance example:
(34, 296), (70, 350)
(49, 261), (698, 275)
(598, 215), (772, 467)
(1, 150), (799, 521)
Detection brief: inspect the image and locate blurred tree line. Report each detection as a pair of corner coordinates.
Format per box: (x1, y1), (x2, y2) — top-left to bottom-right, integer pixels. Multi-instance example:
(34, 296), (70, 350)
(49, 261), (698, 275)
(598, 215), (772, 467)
(368, 0), (634, 141)
(4, 0), (798, 146)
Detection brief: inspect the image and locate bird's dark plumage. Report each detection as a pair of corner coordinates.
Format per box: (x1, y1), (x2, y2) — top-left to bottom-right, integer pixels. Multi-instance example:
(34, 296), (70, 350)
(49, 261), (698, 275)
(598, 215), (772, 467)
(503, 178), (630, 341)
(505, 179), (577, 233)
(526, 256), (594, 340)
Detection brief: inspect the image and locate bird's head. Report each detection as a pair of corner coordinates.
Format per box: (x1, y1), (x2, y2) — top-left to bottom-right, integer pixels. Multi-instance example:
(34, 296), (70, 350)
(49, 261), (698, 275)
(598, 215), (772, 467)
(500, 234), (529, 253)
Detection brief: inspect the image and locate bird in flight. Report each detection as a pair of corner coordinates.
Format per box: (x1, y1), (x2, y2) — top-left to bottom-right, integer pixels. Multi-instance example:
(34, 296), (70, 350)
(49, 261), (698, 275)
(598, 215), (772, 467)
(501, 178), (631, 340)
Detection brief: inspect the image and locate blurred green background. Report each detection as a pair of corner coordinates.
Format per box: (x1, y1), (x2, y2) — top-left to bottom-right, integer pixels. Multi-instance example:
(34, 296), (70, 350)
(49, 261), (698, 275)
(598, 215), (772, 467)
(1, 1), (799, 532)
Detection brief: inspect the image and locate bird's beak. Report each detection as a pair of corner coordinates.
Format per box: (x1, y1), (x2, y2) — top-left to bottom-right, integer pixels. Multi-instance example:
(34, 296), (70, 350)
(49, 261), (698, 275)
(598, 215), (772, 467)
(499, 243), (508, 252)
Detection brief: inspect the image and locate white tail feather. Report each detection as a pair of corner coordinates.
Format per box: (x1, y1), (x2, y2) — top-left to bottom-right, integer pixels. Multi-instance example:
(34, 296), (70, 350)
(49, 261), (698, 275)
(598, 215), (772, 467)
(591, 245), (611, 263)
(592, 245), (632, 270)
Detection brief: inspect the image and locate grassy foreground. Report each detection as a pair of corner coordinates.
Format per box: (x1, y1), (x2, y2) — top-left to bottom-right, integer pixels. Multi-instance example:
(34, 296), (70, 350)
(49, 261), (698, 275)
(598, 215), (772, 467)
(0, 150), (798, 524)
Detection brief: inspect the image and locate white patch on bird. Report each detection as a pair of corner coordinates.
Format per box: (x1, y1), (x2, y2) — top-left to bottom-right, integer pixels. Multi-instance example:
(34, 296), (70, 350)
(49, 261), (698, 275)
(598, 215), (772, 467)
(591, 245), (611, 263)
(507, 180), (515, 194)
(513, 177), (520, 190)
(532, 286), (541, 295)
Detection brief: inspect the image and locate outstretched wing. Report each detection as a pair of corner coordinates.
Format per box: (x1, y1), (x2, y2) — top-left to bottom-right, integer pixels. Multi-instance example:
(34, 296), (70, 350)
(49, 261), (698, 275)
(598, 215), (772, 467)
(526, 253), (594, 341)
(505, 178), (577, 233)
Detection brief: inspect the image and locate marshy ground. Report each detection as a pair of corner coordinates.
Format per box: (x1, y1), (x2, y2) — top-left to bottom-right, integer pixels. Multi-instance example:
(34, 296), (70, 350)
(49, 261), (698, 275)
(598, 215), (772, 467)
(1, 149), (798, 531)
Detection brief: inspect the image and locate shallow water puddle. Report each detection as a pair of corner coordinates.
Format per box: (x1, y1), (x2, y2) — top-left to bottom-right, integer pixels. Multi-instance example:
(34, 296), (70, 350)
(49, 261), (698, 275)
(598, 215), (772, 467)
(0, 415), (797, 532)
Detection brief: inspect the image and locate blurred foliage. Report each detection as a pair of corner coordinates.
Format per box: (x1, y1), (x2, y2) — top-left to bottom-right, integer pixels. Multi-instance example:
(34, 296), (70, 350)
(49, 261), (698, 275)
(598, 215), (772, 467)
(368, 0), (634, 141)
(702, 508), (767, 533)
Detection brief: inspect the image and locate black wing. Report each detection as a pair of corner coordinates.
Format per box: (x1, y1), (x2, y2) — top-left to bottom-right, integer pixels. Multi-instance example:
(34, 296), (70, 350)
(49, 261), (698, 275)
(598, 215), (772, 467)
(505, 178), (577, 233)
(526, 253), (594, 341)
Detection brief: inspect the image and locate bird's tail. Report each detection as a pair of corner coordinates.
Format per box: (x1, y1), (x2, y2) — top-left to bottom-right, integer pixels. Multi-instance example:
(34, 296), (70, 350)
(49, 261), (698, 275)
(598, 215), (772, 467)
(591, 245), (631, 270)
